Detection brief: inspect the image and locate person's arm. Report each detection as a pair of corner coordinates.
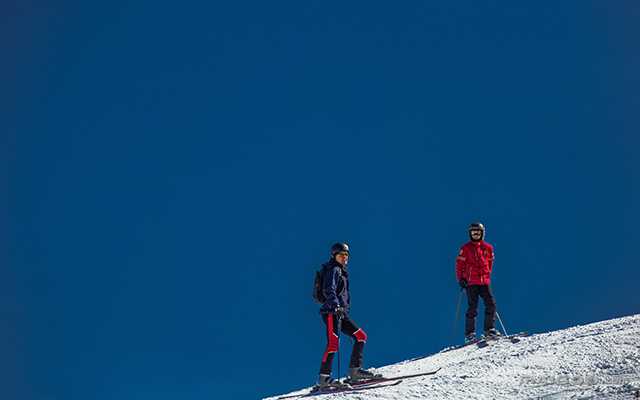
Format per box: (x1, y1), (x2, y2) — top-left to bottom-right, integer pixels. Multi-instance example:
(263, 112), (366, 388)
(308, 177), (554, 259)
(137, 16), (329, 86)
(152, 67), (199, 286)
(323, 267), (340, 310)
(488, 245), (495, 273)
(456, 247), (467, 284)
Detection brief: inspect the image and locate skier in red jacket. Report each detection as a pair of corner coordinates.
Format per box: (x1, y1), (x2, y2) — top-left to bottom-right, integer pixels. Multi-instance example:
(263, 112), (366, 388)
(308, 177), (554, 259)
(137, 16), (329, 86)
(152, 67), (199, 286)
(455, 222), (498, 342)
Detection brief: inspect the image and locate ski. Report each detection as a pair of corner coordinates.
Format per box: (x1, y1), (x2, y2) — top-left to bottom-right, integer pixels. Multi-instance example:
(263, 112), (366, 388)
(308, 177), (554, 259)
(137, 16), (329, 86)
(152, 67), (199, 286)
(506, 331), (529, 341)
(439, 331), (529, 353)
(275, 368), (440, 399)
(347, 367), (442, 387)
(275, 379), (403, 399)
(439, 338), (483, 353)
(476, 331), (529, 348)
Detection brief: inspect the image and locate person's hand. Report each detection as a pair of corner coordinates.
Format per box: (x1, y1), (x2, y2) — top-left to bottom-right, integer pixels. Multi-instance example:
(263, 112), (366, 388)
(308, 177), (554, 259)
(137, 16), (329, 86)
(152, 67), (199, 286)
(334, 306), (346, 319)
(459, 279), (468, 289)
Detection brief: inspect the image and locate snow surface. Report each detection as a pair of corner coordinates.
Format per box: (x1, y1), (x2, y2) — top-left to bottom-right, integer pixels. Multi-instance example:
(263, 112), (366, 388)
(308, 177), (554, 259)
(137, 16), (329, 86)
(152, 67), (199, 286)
(265, 314), (640, 399)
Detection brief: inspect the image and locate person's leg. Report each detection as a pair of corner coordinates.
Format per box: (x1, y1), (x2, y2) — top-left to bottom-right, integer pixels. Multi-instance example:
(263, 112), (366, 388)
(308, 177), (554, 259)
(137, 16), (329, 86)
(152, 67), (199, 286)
(339, 316), (367, 369)
(319, 313), (340, 376)
(479, 285), (496, 333)
(465, 286), (480, 336)
(339, 317), (381, 381)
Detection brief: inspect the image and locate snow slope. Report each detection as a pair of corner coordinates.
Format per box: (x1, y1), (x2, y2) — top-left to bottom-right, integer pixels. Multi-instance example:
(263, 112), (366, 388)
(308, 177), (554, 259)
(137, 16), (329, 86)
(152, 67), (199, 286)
(265, 314), (640, 399)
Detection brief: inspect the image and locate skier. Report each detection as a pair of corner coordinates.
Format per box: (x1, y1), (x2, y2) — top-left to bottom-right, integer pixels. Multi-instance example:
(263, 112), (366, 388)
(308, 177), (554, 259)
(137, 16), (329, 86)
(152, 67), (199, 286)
(316, 242), (381, 389)
(455, 223), (499, 343)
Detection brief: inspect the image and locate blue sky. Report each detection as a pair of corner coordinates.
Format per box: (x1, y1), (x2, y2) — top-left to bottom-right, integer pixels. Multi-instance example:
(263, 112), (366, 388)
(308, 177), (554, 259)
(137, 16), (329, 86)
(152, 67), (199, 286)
(4, 1), (639, 399)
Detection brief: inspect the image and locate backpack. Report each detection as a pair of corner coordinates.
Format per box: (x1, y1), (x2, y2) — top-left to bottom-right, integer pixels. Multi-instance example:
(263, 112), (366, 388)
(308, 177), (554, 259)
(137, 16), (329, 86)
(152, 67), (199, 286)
(312, 269), (325, 304)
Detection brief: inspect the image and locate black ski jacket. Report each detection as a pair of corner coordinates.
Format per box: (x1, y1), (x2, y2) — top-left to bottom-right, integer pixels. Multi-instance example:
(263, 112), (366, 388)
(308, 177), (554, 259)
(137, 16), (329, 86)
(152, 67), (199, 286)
(320, 260), (350, 314)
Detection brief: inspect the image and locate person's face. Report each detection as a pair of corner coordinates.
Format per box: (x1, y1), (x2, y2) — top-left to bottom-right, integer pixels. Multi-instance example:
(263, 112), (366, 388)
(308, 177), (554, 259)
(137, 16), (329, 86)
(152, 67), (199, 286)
(470, 230), (483, 240)
(335, 251), (349, 266)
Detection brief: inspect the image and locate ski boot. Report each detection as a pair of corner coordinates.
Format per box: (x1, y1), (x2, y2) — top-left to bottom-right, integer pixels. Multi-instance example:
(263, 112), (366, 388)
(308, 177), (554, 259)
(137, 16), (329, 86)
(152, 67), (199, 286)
(345, 367), (384, 384)
(484, 328), (501, 340)
(464, 332), (476, 344)
(312, 374), (350, 392)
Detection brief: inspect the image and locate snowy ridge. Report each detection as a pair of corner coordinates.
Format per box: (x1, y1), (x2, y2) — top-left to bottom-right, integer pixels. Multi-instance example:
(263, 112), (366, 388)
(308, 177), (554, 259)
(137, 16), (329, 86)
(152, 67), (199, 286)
(265, 314), (640, 399)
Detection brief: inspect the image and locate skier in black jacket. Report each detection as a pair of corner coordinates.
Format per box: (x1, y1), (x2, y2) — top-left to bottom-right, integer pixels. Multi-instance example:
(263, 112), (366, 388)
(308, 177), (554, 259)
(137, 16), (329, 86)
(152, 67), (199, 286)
(316, 243), (381, 389)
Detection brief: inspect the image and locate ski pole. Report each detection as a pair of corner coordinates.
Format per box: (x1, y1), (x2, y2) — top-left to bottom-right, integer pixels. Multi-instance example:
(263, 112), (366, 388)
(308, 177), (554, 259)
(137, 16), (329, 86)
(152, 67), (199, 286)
(336, 313), (342, 379)
(496, 310), (509, 336)
(453, 288), (464, 339)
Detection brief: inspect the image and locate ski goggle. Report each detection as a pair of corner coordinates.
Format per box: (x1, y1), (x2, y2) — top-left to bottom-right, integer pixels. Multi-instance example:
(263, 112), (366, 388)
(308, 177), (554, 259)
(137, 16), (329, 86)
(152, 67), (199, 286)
(335, 251), (349, 257)
(470, 230), (483, 236)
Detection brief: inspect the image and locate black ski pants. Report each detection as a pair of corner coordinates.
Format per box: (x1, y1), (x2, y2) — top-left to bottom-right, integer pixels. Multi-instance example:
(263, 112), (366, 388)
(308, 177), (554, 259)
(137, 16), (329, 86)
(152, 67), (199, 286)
(465, 284), (497, 335)
(319, 313), (367, 375)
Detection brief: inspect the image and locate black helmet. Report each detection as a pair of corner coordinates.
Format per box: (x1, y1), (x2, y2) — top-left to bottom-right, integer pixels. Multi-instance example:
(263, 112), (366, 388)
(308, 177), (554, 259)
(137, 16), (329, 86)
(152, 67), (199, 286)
(330, 242), (350, 258)
(468, 222), (485, 241)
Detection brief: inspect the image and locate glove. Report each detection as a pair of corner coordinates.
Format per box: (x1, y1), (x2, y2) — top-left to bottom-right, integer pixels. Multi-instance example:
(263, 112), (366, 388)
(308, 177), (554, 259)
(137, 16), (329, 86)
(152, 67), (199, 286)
(459, 279), (468, 289)
(334, 306), (346, 319)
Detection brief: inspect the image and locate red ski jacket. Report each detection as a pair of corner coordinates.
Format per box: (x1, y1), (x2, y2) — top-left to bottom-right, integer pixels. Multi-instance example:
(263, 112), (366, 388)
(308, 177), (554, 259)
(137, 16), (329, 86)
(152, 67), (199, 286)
(455, 241), (495, 286)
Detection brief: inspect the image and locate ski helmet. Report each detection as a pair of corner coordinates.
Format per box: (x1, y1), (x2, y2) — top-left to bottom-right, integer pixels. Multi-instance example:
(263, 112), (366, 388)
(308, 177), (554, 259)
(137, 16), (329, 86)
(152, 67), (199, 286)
(330, 242), (350, 258)
(468, 222), (485, 241)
